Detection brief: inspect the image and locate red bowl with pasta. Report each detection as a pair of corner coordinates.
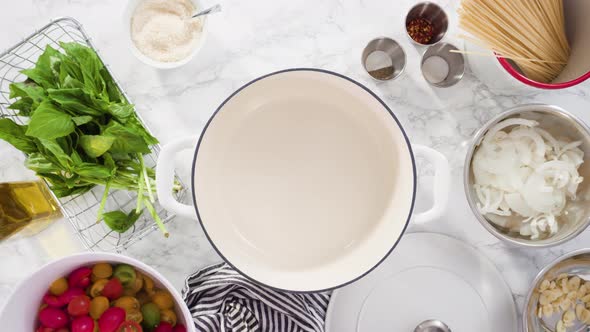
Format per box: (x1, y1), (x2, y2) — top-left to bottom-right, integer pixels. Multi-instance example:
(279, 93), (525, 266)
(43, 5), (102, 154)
(496, 0), (590, 89)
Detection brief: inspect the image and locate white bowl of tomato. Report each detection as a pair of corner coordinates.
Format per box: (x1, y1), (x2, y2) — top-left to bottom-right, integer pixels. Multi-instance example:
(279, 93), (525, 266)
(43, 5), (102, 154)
(0, 252), (194, 332)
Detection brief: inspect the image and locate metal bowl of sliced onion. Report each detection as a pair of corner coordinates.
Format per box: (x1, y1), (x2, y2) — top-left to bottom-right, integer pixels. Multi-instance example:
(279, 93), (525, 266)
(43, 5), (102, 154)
(464, 104), (590, 247)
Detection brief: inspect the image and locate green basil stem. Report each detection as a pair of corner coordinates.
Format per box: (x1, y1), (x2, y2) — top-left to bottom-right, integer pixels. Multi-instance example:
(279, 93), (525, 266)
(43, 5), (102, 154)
(96, 181), (111, 223)
(138, 154), (155, 203)
(136, 159), (144, 214)
(145, 199), (168, 237)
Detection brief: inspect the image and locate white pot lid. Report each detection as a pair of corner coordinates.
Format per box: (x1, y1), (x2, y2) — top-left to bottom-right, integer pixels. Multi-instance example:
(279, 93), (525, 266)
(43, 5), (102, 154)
(325, 232), (517, 332)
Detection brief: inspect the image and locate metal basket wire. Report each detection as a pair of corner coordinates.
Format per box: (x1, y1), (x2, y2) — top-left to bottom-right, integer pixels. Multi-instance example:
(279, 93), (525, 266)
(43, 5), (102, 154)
(0, 17), (186, 252)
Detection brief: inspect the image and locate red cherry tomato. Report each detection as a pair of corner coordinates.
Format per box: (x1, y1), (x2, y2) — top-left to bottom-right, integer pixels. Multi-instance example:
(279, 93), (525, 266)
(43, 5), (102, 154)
(38, 307), (69, 329)
(154, 322), (173, 332)
(36, 325), (70, 332)
(172, 324), (186, 332)
(101, 278), (123, 300)
(36, 327), (55, 332)
(68, 267), (92, 289)
(116, 320), (143, 332)
(67, 295), (91, 316)
(59, 288), (86, 305)
(98, 307), (126, 332)
(71, 315), (94, 332)
(43, 293), (65, 307)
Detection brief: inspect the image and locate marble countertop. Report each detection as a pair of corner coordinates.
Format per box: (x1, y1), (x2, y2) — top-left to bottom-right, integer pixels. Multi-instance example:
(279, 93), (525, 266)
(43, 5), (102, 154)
(1, 0), (590, 327)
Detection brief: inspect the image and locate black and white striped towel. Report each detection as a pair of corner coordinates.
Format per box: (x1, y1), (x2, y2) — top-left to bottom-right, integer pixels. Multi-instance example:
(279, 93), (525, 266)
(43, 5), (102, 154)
(182, 263), (330, 332)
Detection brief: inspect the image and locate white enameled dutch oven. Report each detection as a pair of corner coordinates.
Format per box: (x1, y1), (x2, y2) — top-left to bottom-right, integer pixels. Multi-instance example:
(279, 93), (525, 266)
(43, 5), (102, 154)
(156, 69), (450, 292)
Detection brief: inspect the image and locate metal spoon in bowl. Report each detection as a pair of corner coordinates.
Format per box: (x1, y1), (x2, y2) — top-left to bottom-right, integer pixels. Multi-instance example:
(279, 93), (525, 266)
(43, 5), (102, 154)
(414, 320), (451, 332)
(191, 4), (221, 19)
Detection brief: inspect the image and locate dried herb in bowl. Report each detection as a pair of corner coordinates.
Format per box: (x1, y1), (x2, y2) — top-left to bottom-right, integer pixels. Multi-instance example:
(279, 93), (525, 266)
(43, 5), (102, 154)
(0, 42), (176, 236)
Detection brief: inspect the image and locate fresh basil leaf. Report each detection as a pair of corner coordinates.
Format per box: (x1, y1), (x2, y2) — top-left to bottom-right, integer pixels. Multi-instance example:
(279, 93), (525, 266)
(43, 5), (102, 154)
(127, 116), (158, 145)
(7, 82), (47, 116)
(26, 101), (75, 139)
(100, 68), (125, 103)
(107, 103), (133, 120)
(60, 42), (106, 98)
(56, 136), (73, 155)
(7, 98), (34, 116)
(47, 88), (103, 116)
(50, 184), (92, 198)
(72, 115), (93, 126)
(79, 135), (115, 158)
(103, 121), (150, 154)
(20, 45), (62, 88)
(0, 118), (37, 153)
(58, 57), (83, 84)
(103, 210), (142, 233)
(61, 75), (85, 89)
(74, 162), (112, 178)
(101, 152), (117, 175)
(70, 150), (83, 165)
(9, 82), (46, 106)
(37, 138), (72, 169)
(25, 153), (61, 173)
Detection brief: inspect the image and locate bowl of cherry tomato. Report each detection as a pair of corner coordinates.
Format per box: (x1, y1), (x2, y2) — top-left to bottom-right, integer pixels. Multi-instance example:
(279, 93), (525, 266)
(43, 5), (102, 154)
(0, 252), (194, 332)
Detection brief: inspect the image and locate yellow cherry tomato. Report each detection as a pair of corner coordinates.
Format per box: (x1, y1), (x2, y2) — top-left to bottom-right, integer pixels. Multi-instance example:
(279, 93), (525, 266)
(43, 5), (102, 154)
(89, 279), (109, 298)
(151, 290), (174, 310)
(114, 296), (141, 313)
(49, 277), (68, 296)
(126, 309), (143, 323)
(131, 270), (144, 292)
(136, 291), (151, 305)
(142, 274), (155, 296)
(122, 271), (144, 297)
(123, 287), (137, 297)
(89, 296), (109, 320)
(160, 309), (177, 326)
(92, 263), (113, 280)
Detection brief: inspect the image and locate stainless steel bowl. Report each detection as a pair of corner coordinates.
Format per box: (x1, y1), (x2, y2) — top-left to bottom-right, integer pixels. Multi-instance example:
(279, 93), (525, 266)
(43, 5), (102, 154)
(361, 37), (406, 81)
(523, 249), (590, 331)
(405, 2), (448, 46)
(421, 42), (465, 87)
(464, 104), (590, 248)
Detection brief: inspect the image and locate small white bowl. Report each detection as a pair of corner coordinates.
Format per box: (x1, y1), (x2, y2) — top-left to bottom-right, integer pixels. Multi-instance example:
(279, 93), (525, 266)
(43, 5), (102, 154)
(0, 252), (196, 332)
(123, 0), (208, 69)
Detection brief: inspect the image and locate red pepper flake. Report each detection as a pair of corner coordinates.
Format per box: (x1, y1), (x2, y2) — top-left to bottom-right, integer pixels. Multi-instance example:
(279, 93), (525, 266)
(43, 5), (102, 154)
(407, 18), (435, 44)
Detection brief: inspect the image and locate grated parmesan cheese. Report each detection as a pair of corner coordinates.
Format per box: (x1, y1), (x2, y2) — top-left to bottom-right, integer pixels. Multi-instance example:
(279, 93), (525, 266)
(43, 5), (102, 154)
(131, 0), (203, 63)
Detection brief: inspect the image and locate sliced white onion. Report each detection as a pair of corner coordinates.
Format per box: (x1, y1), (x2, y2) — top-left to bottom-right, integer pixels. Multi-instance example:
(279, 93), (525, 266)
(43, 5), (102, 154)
(472, 117), (584, 240)
(534, 127), (559, 154)
(509, 127), (546, 157)
(505, 192), (536, 217)
(482, 118), (539, 147)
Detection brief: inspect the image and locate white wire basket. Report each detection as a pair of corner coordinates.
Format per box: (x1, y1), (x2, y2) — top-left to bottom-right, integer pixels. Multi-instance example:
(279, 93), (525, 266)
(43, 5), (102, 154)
(0, 17), (186, 252)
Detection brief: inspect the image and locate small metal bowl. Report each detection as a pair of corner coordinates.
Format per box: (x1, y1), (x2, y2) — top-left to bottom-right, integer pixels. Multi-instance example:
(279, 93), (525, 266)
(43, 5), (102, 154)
(361, 37), (406, 81)
(464, 104), (590, 248)
(405, 2), (449, 46)
(421, 42), (465, 87)
(523, 249), (590, 331)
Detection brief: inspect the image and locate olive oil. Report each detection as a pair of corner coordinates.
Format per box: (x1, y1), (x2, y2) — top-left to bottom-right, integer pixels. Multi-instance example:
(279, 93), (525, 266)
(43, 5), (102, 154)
(0, 181), (61, 241)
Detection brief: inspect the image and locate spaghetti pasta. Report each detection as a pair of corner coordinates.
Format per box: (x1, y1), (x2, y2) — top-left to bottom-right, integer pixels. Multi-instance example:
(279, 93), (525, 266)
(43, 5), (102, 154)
(458, 0), (570, 83)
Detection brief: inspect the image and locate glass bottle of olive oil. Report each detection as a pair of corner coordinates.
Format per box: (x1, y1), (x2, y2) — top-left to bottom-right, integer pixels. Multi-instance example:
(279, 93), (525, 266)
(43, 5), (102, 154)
(0, 181), (62, 242)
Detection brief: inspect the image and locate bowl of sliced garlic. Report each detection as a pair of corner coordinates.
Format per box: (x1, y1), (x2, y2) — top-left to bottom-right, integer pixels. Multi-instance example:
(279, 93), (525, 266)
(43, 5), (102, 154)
(523, 249), (590, 331)
(464, 104), (590, 247)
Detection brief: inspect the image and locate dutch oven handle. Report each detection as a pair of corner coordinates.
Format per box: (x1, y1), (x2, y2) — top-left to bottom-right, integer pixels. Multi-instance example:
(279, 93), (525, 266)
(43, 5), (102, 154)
(156, 136), (198, 219)
(411, 144), (451, 224)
